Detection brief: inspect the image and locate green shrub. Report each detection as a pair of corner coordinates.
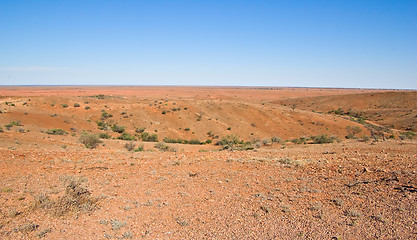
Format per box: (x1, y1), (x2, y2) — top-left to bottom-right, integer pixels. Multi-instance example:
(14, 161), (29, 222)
(111, 124), (125, 133)
(79, 133), (101, 149)
(85, 106), (91, 110)
(184, 128), (190, 131)
(216, 135), (249, 150)
(5, 120), (22, 129)
(311, 135), (335, 144)
(163, 137), (183, 144)
(99, 133), (111, 139)
(134, 144), (144, 152)
(291, 137), (307, 144)
(188, 139), (204, 145)
(135, 127), (146, 133)
(118, 132), (136, 141)
(74, 103), (80, 107)
(61, 104), (68, 108)
(141, 132), (158, 142)
(96, 121), (109, 130)
(46, 128), (67, 135)
(101, 111), (113, 120)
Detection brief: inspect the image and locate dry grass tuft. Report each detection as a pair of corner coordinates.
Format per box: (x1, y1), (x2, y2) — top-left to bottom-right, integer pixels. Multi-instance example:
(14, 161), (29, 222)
(33, 175), (99, 216)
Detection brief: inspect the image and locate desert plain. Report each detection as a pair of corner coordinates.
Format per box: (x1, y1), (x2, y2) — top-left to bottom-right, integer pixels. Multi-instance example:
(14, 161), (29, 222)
(0, 86), (416, 239)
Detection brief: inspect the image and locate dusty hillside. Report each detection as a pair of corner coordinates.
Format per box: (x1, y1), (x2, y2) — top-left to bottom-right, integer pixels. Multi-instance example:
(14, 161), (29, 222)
(0, 86), (416, 239)
(277, 91), (417, 132)
(0, 87), (378, 150)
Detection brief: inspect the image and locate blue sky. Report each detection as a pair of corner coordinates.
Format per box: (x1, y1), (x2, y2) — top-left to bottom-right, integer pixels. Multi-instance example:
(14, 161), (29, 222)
(0, 0), (416, 89)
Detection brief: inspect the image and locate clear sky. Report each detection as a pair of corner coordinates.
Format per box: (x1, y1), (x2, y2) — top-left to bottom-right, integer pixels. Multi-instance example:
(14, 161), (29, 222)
(1, 0), (416, 89)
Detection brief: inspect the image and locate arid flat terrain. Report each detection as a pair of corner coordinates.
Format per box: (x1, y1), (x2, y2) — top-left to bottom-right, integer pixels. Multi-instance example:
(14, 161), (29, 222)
(0, 86), (416, 239)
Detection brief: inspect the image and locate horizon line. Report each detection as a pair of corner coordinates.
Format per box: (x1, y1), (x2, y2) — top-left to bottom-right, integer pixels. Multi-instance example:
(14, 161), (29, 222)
(0, 84), (415, 91)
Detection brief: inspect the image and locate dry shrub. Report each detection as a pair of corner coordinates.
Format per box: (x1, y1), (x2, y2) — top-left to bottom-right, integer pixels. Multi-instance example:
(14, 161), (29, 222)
(33, 176), (99, 216)
(79, 133), (101, 149)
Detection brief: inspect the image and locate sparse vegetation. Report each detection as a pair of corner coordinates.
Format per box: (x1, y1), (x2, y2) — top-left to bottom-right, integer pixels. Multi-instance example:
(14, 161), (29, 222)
(79, 133), (101, 149)
(141, 132), (158, 142)
(96, 121), (109, 130)
(271, 136), (282, 143)
(346, 125), (362, 139)
(46, 128), (67, 135)
(111, 124), (125, 133)
(16, 222), (39, 233)
(134, 144), (144, 152)
(154, 142), (176, 152)
(110, 219), (126, 231)
(5, 120), (22, 129)
(124, 141), (136, 151)
(216, 135), (257, 151)
(163, 137), (205, 145)
(99, 132), (111, 139)
(61, 104), (68, 108)
(311, 134), (337, 144)
(101, 110), (113, 120)
(33, 175), (98, 216)
(403, 131), (415, 140)
(291, 137), (307, 144)
(135, 127), (146, 133)
(118, 132), (136, 141)
(74, 103), (80, 107)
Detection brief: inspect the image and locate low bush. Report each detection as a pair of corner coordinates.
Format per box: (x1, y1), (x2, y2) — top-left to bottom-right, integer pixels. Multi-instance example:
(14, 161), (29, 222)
(99, 132), (111, 139)
(404, 131), (415, 139)
(134, 144), (144, 152)
(135, 127), (146, 133)
(79, 133), (101, 149)
(96, 121), (109, 130)
(216, 135), (256, 151)
(141, 132), (158, 142)
(74, 103), (80, 107)
(118, 132), (136, 141)
(111, 124), (125, 133)
(311, 134), (336, 144)
(125, 142), (135, 151)
(291, 137), (307, 145)
(346, 125), (362, 139)
(271, 136), (282, 143)
(101, 110), (113, 120)
(33, 175), (98, 216)
(5, 120), (22, 129)
(163, 137), (205, 145)
(46, 128), (67, 135)
(154, 142), (176, 152)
